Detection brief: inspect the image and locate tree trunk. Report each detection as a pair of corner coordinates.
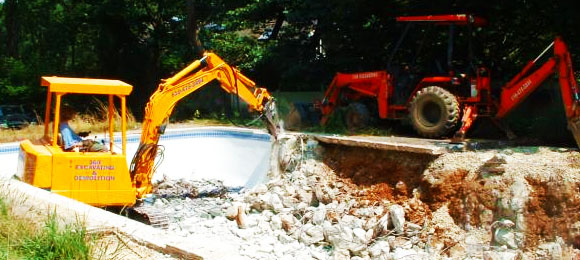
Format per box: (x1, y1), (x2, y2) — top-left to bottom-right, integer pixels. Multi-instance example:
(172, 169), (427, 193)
(186, 0), (204, 58)
(270, 10), (285, 40)
(5, 0), (19, 57)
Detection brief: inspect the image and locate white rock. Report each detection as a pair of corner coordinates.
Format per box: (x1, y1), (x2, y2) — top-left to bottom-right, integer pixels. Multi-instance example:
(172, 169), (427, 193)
(280, 214), (296, 232)
(278, 233), (296, 244)
(375, 212), (390, 236)
(313, 206), (327, 225)
(310, 249), (329, 260)
(538, 241), (563, 259)
(298, 189), (316, 206)
(300, 224), (325, 245)
(284, 184), (296, 193)
(225, 205), (238, 220)
(368, 240), (390, 257)
(406, 222), (421, 231)
(325, 224), (354, 251)
(373, 206), (385, 216)
(271, 214), (283, 230)
(482, 250), (521, 260)
(354, 208), (374, 218)
(270, 193), (284, 212)
(494, 227), (517, 249)
(332, 249), (350, 260)
(324, 223), (341, 241)
(364, 218), (378, 232)
(353, 228), (368, 244)
(389, 205), (405, 234)
(244, 214), (259, 228)
(341, 215), (364, 229)
(258, 243), (274, 254)
(231, 227), (255, 240)
(297, 202), (309, 211)
(392, 248), (417, 259)
(365, 229), (374, 242)
(405, 222), (422, 236)
(254, 183), (268, 194)
(341, 226), (354, 242)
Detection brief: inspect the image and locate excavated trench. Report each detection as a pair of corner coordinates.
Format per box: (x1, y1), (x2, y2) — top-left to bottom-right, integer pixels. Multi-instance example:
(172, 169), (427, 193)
(321, 144), (435, 225)
(315, 142), (580, 255)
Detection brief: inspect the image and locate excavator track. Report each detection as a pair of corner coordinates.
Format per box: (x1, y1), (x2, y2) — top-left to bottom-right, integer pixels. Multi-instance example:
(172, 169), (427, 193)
(130, 205), (170, 229)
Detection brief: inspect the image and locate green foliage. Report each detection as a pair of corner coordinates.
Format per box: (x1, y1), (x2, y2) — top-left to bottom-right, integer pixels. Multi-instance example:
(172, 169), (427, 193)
(1, 0), (580, 128)
(202, 31), (269, 72)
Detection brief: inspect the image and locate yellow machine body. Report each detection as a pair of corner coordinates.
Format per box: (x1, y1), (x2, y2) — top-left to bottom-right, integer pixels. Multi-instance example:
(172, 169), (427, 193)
(16, 77), (136, 207)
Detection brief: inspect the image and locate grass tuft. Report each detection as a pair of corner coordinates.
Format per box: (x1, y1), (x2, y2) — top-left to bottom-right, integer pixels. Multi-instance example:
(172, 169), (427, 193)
(0, 196), (93, 260)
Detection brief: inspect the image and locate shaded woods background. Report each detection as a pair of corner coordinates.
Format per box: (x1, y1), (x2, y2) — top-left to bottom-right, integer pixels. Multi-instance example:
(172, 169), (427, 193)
(0, 0), (578, 138)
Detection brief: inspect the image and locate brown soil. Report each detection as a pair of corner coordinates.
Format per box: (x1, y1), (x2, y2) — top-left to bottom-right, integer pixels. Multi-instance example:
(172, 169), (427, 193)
(525, 177), (580, 248)
(322, 144), (436, 225)
(319, 142), (580, 254)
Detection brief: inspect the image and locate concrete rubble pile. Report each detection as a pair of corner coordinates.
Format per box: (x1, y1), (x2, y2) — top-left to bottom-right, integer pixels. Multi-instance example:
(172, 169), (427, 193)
(149, 134), (580, 259)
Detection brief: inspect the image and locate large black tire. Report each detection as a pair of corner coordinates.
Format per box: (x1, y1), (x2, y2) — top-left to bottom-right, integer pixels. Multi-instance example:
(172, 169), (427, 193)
(345, 102), (370, 131)
(284, 105), (303, 130)
(409, 86), (460, 138)
(284, 102), (321, 130)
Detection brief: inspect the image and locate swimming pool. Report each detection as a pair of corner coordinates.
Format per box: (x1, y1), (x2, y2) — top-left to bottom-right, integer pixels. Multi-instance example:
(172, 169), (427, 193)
(0, 127), (273, 188)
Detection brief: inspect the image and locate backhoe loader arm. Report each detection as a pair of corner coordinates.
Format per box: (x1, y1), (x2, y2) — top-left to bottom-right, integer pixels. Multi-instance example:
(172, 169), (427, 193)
(319, 71), (389, 124)
(130, 52), (276, 198)
(495, 37), (580, 146)
(496, 37), (580, 119)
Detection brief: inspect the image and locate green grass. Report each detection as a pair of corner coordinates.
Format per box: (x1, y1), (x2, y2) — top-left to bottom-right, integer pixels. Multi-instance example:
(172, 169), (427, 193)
(0, 196), (93, 260)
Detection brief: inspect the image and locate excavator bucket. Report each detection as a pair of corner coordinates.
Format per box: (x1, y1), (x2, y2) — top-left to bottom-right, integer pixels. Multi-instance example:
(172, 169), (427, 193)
(263, 100), (279, 139)
(567, 118), (580, 148)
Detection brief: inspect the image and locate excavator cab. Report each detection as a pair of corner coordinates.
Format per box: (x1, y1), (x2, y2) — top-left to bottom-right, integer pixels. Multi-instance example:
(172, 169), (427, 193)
(16, 76), (136, 207)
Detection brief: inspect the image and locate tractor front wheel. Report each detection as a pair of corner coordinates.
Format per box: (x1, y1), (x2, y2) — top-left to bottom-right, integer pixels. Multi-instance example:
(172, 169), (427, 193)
(345, 102), (370, 131)
(409, 86), (460, 138)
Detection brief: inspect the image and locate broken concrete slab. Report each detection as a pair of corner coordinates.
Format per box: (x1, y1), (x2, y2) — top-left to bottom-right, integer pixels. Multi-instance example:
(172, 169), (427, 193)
(313, 134), (448, 155)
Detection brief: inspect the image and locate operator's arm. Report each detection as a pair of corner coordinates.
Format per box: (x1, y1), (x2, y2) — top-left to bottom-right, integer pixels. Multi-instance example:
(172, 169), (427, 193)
(59, 122), (82, 150)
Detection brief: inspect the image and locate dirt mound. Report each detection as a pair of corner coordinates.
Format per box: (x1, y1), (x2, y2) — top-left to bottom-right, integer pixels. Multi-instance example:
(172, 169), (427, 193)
(525, 177), (580, 248)
(318, 141), (580, 257)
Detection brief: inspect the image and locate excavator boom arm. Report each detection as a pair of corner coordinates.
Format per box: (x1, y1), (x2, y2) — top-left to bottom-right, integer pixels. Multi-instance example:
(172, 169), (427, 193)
(130, 52), (276, 198)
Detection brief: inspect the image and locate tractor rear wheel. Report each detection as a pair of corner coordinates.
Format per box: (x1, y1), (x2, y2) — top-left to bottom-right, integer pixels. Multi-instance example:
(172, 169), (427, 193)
(345, 102), (370, 131)
(409, 86), (460, 138)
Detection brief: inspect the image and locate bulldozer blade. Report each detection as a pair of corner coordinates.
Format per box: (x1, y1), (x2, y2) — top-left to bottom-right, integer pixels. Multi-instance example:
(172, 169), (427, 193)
(567, 118), (580, 149)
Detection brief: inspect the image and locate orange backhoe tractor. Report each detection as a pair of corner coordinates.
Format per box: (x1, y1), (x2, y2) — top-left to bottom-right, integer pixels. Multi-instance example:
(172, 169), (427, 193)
(17, 53), (277, 217)
(288, 14), (580, 146)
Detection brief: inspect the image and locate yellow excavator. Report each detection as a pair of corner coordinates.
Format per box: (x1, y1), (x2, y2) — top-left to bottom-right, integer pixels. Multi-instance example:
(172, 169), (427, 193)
(17, 53), (277, 210)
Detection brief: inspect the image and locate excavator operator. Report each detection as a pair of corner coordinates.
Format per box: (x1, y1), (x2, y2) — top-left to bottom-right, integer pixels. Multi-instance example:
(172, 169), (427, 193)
(60, 105), (108, 152)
